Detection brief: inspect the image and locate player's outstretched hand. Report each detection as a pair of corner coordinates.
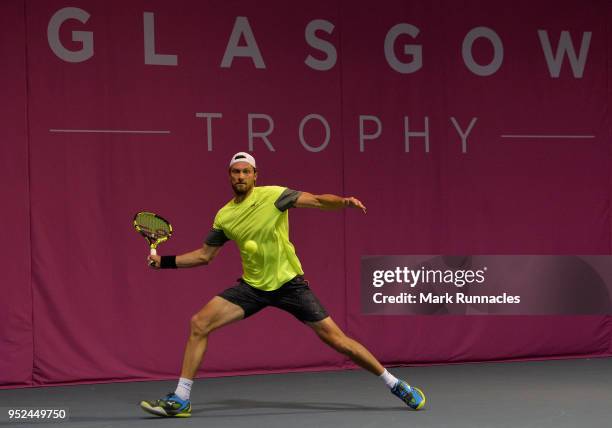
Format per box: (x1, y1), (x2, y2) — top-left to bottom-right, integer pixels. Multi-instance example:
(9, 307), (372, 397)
(148, 254), (161, 269)
(345, 196), (367, 214)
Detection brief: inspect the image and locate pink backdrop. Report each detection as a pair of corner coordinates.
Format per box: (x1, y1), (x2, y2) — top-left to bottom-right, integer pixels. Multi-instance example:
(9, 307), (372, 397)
(0, 0), (32, 387)
(1, 0), (611, 387)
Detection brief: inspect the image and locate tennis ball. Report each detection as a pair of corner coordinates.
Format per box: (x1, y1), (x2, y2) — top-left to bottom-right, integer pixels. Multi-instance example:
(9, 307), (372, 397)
(244, 240), (258, 255)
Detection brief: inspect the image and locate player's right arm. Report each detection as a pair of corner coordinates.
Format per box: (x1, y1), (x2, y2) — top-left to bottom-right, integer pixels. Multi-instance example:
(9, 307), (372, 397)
(148, 211), (229, 269)
(176, 244), (222, 267)
(148, 244), (222, 269)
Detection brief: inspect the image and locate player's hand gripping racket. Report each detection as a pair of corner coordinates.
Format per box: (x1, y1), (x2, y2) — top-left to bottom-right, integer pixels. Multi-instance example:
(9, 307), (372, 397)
(133, 211), (173, 266)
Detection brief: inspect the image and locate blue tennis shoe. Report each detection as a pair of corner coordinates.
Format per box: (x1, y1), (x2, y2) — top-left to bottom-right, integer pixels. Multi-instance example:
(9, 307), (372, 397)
(391, 380), (426, 410)
(140, 392), (191, 417)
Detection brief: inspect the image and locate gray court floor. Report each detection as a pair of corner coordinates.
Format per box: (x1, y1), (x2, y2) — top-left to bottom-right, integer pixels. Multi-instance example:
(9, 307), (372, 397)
(1, 358), (610, 428)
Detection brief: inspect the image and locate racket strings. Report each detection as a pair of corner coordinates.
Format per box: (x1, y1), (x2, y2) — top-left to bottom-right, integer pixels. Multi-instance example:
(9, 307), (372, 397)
(135, 213), (172, 240)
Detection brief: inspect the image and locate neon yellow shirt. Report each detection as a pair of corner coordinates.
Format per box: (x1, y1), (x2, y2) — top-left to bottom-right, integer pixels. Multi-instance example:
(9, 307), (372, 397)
(212, 186), (304, 291)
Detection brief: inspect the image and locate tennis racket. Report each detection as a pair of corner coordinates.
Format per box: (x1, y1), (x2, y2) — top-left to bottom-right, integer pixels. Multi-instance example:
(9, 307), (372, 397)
(133, 211), (173, 265)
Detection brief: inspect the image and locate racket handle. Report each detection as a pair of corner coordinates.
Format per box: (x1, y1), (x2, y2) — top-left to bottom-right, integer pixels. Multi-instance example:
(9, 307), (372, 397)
(150, 248), (157, 256)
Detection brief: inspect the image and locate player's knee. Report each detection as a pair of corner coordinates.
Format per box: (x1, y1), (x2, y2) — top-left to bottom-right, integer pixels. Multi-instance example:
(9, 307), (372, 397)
(190, 314), (212, 337)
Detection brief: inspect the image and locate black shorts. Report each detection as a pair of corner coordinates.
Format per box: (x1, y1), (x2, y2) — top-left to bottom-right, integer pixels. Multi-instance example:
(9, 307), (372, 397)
(218, 276), (329, 323)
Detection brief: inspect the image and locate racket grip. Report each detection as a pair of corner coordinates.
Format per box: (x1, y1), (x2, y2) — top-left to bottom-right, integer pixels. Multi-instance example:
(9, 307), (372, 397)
(150, 248), (157, 256)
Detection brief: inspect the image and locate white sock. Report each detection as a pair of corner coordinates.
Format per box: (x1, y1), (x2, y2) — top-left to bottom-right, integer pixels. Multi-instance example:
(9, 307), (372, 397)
(379, 369), (400, 389)
(174, 377), (193, 401)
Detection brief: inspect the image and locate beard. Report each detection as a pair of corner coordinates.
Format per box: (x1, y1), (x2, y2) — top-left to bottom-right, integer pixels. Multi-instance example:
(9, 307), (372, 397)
(232, 182), (250, 195)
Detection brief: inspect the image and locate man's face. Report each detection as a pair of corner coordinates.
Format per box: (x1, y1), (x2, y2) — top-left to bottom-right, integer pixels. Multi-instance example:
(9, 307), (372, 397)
(229, 162), (257, 195)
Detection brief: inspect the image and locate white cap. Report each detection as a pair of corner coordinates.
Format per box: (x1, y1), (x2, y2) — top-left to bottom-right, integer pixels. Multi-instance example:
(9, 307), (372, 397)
(229, 152), (257, 168)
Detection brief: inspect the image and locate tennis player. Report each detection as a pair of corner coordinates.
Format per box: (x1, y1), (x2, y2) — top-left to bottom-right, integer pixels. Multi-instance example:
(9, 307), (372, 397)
(140, 152), (426, 417)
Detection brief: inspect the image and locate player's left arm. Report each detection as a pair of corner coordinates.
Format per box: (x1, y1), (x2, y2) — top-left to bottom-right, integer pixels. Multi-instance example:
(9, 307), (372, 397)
(294, 192), (367, 213)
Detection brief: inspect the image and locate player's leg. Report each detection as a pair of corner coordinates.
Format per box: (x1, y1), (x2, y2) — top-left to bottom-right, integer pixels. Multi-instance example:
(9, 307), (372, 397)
(306, 316), (384, 374)
(307, 316), (426, 410)
(271, 276), (384, 375)
(140, 296), (246, 417)
(273, 276), (426, 411)
(180, 296), (246, 379)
